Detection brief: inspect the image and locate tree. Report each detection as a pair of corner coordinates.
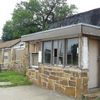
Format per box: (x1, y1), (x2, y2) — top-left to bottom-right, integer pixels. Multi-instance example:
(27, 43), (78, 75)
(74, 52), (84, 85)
(2, 21), (14, 41)
(2, 0), (77, 41)
(38, 0), (77, 29)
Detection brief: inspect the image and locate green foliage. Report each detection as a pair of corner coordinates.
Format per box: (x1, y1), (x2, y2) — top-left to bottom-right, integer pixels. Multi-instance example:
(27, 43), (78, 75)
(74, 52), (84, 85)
(2, 0), (77, 41)
(2, 21), (14, 41)
(0, 71), (32, 86)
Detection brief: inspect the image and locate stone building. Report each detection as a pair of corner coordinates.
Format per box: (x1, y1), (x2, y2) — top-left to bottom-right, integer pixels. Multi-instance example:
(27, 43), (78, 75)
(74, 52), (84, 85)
(0, 39), (26, 72)
(21, 22), (100, 98)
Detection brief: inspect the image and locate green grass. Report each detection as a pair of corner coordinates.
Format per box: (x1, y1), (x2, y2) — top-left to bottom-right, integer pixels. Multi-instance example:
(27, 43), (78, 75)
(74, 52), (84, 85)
(0, 71), (32, 86)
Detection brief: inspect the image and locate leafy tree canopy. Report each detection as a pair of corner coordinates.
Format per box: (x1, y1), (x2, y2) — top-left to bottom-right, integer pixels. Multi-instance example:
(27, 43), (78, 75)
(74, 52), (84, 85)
(2, 0), (77, 41)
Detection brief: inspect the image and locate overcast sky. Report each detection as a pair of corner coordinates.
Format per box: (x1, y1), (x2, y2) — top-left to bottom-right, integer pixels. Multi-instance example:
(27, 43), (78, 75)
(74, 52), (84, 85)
(0, 0), (100, 38)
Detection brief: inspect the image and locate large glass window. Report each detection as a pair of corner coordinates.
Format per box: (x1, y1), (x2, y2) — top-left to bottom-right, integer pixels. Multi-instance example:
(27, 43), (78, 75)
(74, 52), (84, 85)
(43, 41), (52, 64)
(53, 41), (58, 64)
(43, 38), (78, 66)
(67, 38), (78, 65)
(53, 40), (64, 65)
(58, 40), (64, 65)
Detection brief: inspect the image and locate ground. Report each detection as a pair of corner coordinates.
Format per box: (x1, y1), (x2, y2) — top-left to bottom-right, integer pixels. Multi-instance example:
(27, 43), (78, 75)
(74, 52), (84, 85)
(0, 71), (31, 86)
(0, 71), (74, 100)
(0, 85), (74, 100)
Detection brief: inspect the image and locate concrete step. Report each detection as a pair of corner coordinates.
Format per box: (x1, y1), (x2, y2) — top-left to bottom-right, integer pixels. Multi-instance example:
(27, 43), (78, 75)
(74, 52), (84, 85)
(83, 88), (100, 100)
(83, 94), (99, 100)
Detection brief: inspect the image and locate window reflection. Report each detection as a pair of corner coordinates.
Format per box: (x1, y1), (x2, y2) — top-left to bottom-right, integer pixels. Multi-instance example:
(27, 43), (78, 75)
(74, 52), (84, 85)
(43, 38), (78, 66)
(53, 40), (64, 65)
(58, 40), (64, 65)
(44, 41), (52, 64)
(53, 41), (58, 64)
(67, 38), (78, 65)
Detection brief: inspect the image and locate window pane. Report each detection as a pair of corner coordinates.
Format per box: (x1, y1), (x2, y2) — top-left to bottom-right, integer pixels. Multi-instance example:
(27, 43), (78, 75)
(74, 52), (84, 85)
(67, 38), (78, 65)
(44, 41), (52, 64)
(58, 40), (64, 65)
(32, 53), (38, 66)
(53, 41), (58, 64)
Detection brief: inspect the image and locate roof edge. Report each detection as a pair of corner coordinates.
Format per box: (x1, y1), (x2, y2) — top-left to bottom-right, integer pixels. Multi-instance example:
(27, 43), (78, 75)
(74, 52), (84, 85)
(21, 23), (100, 42)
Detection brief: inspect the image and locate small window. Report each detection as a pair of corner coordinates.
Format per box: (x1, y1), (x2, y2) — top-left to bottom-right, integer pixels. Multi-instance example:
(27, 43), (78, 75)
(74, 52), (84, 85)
(43, 41), (52, 64)
(31, 53), (38, 66)
(67, 38), (78, 65)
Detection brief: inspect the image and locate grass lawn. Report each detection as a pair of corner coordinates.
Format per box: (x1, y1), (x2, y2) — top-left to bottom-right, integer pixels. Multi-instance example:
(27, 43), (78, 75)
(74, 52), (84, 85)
(0, 71), (32, 86)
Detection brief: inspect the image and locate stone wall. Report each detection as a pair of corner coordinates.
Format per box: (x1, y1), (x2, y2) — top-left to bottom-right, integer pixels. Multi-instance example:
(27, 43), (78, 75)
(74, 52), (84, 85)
(29, 41), (41, 53)
(7, 48), (28, 74)
(3, 49), (11, 70)
(26, 65), (88, 98)
(0, 47), (28, 74)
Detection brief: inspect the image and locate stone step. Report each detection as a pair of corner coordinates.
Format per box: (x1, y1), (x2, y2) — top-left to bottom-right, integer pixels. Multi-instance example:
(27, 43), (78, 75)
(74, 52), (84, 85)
(83, 94), (98, 100)
(83, 89), (100, 100)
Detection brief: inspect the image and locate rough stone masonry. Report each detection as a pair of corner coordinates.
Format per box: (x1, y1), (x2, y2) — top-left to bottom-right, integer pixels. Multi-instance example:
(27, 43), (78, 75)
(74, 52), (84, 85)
(26, 65), (88, 98)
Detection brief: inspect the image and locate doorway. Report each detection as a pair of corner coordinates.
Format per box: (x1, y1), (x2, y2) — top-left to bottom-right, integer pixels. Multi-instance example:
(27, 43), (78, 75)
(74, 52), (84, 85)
(98, 40), (100, 87)
(88, 39), (99, 89)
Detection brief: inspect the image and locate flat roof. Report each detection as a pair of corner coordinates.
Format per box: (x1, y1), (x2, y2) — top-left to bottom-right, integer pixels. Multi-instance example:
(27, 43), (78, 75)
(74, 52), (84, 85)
(21, 23), (100, 42)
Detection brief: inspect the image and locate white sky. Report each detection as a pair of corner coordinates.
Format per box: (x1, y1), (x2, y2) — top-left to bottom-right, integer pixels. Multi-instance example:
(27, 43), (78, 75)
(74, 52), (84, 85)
(0, 0), (100, 38)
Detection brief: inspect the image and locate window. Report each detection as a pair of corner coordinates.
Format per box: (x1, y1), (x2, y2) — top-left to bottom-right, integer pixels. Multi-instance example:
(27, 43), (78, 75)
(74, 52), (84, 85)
(43, 41), (52, 64)
(67, 38), (78, 65)
(50, 40), (64, 65)
(53, 41), (58, 64)
(58, 40), (64, 65)
(31, 53), (38, 66)
(43, 38), (78, 66)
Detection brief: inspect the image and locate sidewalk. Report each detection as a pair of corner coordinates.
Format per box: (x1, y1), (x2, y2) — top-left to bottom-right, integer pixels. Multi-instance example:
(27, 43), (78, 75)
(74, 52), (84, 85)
(0, 85), (74, 100)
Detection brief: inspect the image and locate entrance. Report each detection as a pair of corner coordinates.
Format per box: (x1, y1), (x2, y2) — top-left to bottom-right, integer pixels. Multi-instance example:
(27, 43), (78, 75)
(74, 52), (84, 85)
(88, 39), (99, 89)
(98, 40), (100, 87)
